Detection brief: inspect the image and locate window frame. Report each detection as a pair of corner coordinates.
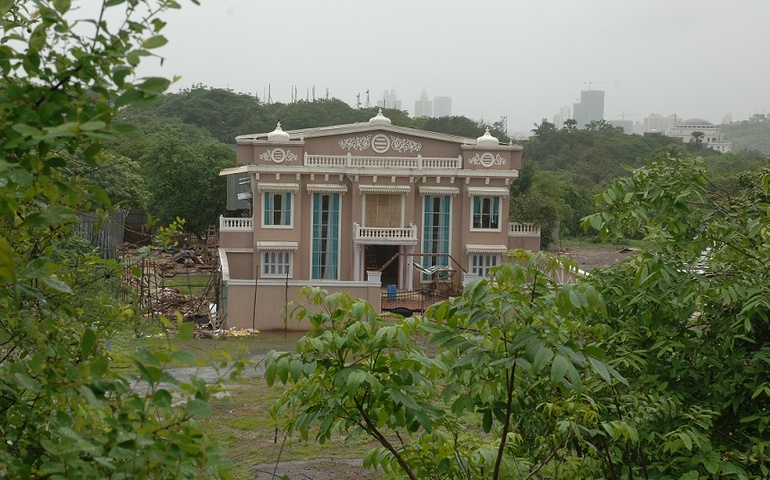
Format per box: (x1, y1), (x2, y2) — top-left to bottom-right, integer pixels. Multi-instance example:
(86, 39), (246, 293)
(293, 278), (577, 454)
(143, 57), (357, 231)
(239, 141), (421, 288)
(261, 250), (293, 278)
(471, 196), (501, 231)
(421, 195), (452, 283)
(311, 193), (341, 280)
(262, 191), (293, 228)
(470, 253), (499, 277)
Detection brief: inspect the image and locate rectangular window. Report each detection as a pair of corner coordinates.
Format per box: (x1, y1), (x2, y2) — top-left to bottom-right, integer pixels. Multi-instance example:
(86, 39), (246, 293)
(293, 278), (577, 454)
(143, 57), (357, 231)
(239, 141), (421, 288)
(311, 193), (340, 280)
(262, 251), (292, 278)
(263, 192), (292, 227)
(472, 196), (500, 230)
(470, 254), (499, 277)
(422, 195), (451, 281)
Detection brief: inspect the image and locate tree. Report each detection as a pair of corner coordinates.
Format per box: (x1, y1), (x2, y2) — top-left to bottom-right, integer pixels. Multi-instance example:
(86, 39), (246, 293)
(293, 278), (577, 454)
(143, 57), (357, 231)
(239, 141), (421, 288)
(562, 118), (578, 131)
(689, 130), (705, 150)
(583, 153), (770, 477)
(141, 128), (235, 236)
(265, 251), (624, 479)
(585, 119), (624, 135)
(530, 119), (557, 137)
(0, 1), (233, 477)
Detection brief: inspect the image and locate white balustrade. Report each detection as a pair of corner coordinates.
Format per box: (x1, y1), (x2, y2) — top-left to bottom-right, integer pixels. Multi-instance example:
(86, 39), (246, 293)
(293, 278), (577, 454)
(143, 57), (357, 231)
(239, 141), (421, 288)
(354, 223), (417, 241)
(508, 222), (540, 237)
(220, 216), (253, 231)
(304, 154), (461, 170)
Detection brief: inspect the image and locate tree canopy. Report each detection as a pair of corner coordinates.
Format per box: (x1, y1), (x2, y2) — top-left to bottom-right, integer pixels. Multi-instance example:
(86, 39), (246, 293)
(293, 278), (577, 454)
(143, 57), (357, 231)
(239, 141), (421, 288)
(0, 2), (234, 477)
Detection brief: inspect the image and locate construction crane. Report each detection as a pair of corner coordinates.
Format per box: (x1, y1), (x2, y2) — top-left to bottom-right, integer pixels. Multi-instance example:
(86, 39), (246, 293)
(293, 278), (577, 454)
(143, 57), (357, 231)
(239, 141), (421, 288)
(584, 81), (606, 91)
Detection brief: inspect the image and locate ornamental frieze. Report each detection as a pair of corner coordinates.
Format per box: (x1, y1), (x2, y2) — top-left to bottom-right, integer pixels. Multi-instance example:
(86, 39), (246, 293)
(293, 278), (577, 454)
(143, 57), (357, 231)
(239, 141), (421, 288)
(468, 152), (507, 167)
(259, 148), (298, 163)
(339, 134), (422, 153)
(338, 135), (371, 151)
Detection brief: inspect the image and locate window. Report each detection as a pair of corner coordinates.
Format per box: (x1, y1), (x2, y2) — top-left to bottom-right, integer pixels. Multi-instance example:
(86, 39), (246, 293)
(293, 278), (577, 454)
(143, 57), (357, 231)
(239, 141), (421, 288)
(470, 254), (498, 277)
(262, 251), (292, 277)
(311, 193), (340, 279)
(422, 195), (450, 281)
(472, 196), (500, 230)
(263, 192), (292, 227)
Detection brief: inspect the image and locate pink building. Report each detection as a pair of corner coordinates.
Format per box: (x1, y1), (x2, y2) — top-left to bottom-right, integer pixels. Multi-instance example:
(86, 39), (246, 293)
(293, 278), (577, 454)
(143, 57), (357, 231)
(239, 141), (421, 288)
(218, 110), (540, 330)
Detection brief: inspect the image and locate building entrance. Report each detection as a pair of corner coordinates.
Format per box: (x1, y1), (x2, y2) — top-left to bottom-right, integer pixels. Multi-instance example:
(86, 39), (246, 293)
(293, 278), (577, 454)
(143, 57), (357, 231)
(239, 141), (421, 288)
(365, 244), (399, 287)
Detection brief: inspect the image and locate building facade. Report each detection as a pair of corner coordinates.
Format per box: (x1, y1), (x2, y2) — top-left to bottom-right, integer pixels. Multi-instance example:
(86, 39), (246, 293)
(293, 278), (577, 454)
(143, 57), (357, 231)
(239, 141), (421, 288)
(414, 90), (433, 118)
(433, 96), (452, 117)
(667, 118), (732, 152)
(217, 110), (540, 330)
(573, 90), (604, 128)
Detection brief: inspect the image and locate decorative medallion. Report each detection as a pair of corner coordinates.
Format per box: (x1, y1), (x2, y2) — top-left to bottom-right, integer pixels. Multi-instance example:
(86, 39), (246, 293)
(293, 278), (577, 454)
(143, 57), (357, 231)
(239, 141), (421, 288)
(259, 148), (298, 163)
(371, 134), (390, 153)
(338, 135), (371, 151)
(468, 152), (506, 167)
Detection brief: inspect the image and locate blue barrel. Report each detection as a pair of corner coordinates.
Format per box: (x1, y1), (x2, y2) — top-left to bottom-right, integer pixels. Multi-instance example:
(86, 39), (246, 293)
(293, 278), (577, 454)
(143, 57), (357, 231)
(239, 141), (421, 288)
(387, 284), (397, 301)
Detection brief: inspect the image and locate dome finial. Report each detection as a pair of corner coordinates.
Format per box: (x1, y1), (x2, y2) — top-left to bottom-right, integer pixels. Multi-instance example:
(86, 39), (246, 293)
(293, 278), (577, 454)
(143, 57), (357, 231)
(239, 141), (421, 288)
(267, 122), (290, 142)
(476, 127), (499, 147)
(369, 108), (392, 126)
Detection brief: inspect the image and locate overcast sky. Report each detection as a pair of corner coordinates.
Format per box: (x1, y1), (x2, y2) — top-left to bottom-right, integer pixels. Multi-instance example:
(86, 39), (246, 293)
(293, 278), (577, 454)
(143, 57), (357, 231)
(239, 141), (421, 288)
(91, 0), (770, 135)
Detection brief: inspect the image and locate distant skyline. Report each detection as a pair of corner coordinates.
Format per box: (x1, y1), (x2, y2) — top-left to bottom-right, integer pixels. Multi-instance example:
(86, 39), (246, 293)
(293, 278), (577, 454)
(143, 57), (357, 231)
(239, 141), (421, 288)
(75, 1), (770, 135)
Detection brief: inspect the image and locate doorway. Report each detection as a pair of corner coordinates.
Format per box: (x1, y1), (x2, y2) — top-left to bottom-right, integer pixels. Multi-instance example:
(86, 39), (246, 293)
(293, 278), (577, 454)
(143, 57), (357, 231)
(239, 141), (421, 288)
(365, 244), (399, 287)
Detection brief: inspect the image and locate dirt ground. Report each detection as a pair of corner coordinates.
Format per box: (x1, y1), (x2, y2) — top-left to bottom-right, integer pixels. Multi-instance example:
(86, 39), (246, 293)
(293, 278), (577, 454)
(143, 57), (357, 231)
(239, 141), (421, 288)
(252, 458), (380, 480)
(557, 244), (636, 271)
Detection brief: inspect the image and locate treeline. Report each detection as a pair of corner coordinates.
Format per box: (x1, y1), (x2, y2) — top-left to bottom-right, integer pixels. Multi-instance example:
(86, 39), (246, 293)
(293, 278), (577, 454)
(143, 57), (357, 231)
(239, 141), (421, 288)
(104, 86), (769, 241)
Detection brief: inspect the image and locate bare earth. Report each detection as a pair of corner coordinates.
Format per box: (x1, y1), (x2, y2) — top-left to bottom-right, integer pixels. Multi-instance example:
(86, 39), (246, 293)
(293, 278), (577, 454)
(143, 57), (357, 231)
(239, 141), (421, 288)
(561, 244), (636, 271)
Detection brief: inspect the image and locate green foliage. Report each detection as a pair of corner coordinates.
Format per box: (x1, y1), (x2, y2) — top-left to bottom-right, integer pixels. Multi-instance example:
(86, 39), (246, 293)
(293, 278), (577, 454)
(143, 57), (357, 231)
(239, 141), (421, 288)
(584, 153), (770, 477)
(0, 1), (234, 477)
(265, 252), (624, 479)
(721, 120), (770, 154)
(142, 133), (235, 236)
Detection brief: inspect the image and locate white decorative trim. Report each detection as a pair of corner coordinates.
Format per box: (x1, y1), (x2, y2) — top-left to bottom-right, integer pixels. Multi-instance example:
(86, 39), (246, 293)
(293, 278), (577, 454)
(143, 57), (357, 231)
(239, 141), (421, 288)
(358, 184), (411, 195)
(256, 241), (299, 251)
(418, 186), (460, 196)
(256, 182), (299, 193)
(259, 148), (298, 163)
(390, 136), (422, 153)
(338, 135), (371, 151)
(372, 134), (390, 153)
(467, 186), (510, 197)
(306, 184), (348, 193)
(469, 152), (506, 167)
(465, 244), (508, 254)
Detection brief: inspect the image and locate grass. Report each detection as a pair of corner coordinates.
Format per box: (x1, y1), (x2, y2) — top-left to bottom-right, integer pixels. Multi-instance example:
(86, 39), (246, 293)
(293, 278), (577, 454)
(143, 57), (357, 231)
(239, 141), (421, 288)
(206, 378), (376, 479)
(109, 327), (374, 479)
(159, 273), (211, 296)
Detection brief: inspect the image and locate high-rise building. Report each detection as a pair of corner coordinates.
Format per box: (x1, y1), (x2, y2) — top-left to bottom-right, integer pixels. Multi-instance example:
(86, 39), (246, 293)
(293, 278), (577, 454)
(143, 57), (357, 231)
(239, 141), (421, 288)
(433, 96), (452, 117)
(552, 105), (571, 129)
(573, 90), (604, 128)
(377, 89), (402, 110)
(414, 90), (433, 118)
(642, 113), (677, 133)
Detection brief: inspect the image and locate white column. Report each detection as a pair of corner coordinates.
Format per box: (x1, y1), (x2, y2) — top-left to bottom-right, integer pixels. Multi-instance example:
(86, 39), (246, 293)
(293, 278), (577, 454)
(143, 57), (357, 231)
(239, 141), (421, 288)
(405, 244), (415, 291)
(353, 244), (362, 281)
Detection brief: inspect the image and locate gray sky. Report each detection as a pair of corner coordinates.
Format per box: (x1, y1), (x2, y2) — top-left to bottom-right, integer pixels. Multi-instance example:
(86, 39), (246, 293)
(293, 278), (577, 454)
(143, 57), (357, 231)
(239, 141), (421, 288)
(102, 0), (770, 135)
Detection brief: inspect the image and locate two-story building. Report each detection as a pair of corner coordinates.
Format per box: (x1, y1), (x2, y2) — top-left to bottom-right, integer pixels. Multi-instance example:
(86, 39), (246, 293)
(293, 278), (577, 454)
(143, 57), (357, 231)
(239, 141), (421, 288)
(218, 110), (540, 330)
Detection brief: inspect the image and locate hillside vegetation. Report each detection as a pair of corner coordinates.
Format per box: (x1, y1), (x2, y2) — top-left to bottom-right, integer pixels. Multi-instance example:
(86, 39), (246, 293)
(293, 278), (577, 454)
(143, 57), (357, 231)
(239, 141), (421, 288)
(722, 121), (770, 154)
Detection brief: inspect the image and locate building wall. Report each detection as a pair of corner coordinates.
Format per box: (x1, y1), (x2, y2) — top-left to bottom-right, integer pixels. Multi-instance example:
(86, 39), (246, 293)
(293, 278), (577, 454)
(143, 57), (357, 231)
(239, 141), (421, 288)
(221, 120), (534, 330)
